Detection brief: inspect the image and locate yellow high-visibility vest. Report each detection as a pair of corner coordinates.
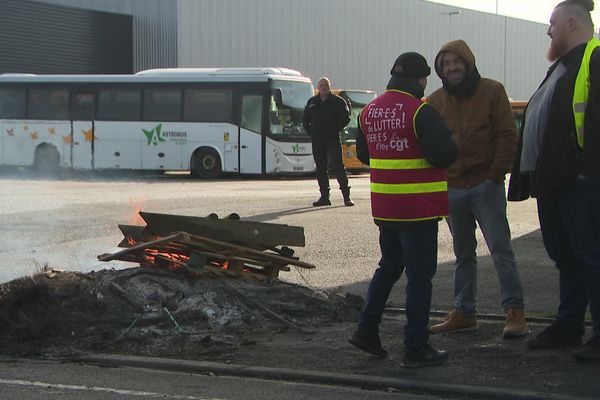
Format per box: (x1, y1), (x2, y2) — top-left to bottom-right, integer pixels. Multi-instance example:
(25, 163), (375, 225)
(573, 38), (600, 148)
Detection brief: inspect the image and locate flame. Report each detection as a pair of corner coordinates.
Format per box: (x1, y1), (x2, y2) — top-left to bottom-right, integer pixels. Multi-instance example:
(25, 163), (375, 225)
(125, 236), (227, 273)
(125, 196), (159, 225)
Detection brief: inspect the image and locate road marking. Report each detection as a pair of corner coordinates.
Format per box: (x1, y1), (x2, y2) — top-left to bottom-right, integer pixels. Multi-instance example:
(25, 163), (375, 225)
(0, 378), (227, 399)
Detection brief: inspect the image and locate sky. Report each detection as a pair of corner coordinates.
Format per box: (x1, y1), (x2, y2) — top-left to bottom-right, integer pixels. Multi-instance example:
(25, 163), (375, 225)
(428, 0), (600, 26)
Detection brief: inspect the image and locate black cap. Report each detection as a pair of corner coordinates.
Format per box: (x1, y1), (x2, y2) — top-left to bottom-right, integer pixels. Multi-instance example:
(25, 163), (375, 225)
(390, 52), (431, 78)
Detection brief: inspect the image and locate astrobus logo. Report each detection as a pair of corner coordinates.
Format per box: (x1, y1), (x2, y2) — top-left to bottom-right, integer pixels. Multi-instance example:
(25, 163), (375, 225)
(142, 124), (166, 146)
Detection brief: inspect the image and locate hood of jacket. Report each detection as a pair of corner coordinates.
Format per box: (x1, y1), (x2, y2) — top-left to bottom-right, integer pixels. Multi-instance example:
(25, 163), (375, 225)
(434, 39), (481, 98)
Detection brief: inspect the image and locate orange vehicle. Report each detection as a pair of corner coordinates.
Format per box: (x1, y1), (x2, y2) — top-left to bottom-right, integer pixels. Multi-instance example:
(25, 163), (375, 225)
(331, 89), (377, 172)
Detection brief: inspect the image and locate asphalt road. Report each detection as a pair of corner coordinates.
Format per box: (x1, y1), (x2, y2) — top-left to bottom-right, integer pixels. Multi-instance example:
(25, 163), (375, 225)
(0, 169), (584, 400)
(0, 169), (557, 316)
(0, 358), (450, 400)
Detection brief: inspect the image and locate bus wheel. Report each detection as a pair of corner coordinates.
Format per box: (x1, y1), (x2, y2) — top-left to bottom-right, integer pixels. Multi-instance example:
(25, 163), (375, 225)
(191, 148), (222, 179)
(33, 144), (61, 174)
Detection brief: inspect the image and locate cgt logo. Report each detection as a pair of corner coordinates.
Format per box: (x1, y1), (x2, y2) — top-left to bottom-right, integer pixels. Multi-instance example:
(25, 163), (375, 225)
(142, 124), (166, 146)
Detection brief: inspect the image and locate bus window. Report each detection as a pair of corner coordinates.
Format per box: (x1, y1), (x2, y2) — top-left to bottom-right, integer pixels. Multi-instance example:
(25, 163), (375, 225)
(0, 87), (26, 119)
(143, 88), (182, 121)
(71, 91), (95, 120)
(29, 88), (69, 120)
(241, 95), (263, 133)
(97, 88), (141, 121)
(183, 88), (232, 122)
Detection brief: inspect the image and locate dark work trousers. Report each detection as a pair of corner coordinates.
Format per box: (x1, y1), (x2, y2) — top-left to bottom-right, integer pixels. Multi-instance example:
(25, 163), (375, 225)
(358, 222), (439, 351)
(312, 139), (348, 195)
(537, 179), (600, 338)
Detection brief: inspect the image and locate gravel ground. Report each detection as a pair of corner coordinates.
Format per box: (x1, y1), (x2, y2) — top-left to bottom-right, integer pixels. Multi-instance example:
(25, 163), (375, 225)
(0, 267), (598, 399)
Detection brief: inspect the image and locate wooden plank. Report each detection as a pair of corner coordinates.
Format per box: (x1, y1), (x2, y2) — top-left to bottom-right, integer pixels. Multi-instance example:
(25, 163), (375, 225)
(139, 212), (305, 247)
(97, 233), (183, 262)
(176, 232), (316, 270)
(117, 225), (148, 248)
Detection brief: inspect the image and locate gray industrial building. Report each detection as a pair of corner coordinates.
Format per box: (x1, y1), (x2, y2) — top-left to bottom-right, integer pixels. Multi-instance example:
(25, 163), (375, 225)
(1, 0), (558, 100)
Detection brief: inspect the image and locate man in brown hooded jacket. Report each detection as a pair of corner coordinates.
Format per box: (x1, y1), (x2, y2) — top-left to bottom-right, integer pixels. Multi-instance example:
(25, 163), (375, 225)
(427, 40), (526, 337)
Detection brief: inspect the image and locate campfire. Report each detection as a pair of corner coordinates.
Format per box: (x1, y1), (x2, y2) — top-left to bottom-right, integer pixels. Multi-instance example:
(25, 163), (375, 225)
(98, 212), (315, 279)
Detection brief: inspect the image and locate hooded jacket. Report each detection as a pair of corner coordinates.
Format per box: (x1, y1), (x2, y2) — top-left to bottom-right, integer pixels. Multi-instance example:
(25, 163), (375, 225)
(427, 40), (517, 188)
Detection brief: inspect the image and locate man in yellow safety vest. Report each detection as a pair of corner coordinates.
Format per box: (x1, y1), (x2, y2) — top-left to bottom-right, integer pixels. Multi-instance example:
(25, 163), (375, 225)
(508, 0), (600, 361)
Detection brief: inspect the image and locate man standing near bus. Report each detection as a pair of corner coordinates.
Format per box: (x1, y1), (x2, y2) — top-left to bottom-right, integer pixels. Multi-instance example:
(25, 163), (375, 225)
(427, 39), (527, 338)
(349, 52), (457, 367)
(303, 77), (353, 206)
(508, 0), (600, 361)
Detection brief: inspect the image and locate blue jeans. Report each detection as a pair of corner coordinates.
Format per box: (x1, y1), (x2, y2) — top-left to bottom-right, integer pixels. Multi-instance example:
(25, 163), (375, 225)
(448, 180), (524, 315)
(537, 179), (600, 337)
(358, 222), (438, 351)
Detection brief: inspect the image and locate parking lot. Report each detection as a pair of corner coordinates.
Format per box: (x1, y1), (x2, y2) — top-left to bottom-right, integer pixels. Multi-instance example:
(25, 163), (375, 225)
(0, 170), (557, 316)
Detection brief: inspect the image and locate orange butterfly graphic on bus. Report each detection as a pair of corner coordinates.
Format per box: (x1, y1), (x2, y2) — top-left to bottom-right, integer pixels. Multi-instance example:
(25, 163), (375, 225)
(82, 129), (96, 142)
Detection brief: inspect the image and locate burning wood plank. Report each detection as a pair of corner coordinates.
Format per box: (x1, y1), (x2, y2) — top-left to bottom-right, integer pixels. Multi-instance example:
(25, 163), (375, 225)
(178, 232), (315, 270)
(139, 211), (305, 248)
(98, 212), (314, 279)
(98, 233), (185, 262)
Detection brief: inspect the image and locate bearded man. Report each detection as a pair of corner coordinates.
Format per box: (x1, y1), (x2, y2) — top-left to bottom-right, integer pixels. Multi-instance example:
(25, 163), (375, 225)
(508, 0), (600, 361)
(427, 39), (526, 338)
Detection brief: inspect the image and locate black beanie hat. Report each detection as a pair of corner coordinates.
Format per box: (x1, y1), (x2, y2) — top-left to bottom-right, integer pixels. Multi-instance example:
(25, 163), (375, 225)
(390, 52), (431, 78)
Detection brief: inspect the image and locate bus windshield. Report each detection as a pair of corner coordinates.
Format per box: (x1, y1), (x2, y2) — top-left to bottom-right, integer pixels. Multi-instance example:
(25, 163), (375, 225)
(338, 90), (376, 143)
(269, 79), (313, 139)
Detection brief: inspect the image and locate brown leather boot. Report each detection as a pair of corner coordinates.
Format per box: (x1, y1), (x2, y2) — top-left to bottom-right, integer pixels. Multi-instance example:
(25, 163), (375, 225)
(430, 309), (478, 334)
(502, 307), (527, 337)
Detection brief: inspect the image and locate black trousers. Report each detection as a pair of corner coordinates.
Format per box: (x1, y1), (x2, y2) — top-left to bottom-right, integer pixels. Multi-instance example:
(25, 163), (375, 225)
(537, 179), (600, 338)
(312, 140), (348, 195)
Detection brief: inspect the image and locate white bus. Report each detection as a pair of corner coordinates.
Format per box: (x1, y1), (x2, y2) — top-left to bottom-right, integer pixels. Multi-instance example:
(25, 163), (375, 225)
(0, 67), (315, 178)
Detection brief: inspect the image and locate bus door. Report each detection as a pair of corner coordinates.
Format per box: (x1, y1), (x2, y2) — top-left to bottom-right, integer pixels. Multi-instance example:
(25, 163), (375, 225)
(238, 92), (264, 174)
(70, 90), (95, 169)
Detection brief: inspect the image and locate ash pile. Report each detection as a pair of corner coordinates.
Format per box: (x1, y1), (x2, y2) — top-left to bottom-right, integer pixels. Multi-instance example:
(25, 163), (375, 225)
(0, 213), (362, 360)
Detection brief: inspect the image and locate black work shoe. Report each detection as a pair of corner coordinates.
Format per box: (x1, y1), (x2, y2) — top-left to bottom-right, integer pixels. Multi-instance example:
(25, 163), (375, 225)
(574, 336), (600, 361)
(401, 343), (448, 368)
(348, 329), (387, 358)
(525, 323), (583, 350)
(312, 197), (331, 207)
(343, 197), (355, 206)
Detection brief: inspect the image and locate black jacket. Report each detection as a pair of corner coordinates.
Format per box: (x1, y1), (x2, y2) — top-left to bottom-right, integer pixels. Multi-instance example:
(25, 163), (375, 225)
(508, 43), (600, 201)
(356, 75), (458, 229)
(302, 93), (350, 142)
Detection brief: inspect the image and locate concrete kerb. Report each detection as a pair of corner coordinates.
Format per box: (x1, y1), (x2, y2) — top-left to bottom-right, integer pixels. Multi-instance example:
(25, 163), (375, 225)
(74, 312), (594, 400)
(387, 308), (594, 326)
(76, 353), (595, 400)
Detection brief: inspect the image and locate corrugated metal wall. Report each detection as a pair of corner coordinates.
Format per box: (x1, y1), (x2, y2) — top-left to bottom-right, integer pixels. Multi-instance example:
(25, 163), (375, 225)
(30, 0), (551, 100)
(177, 0), (551, 100)
(0, 0), (132, 74)
(34, 0), (178, 71)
